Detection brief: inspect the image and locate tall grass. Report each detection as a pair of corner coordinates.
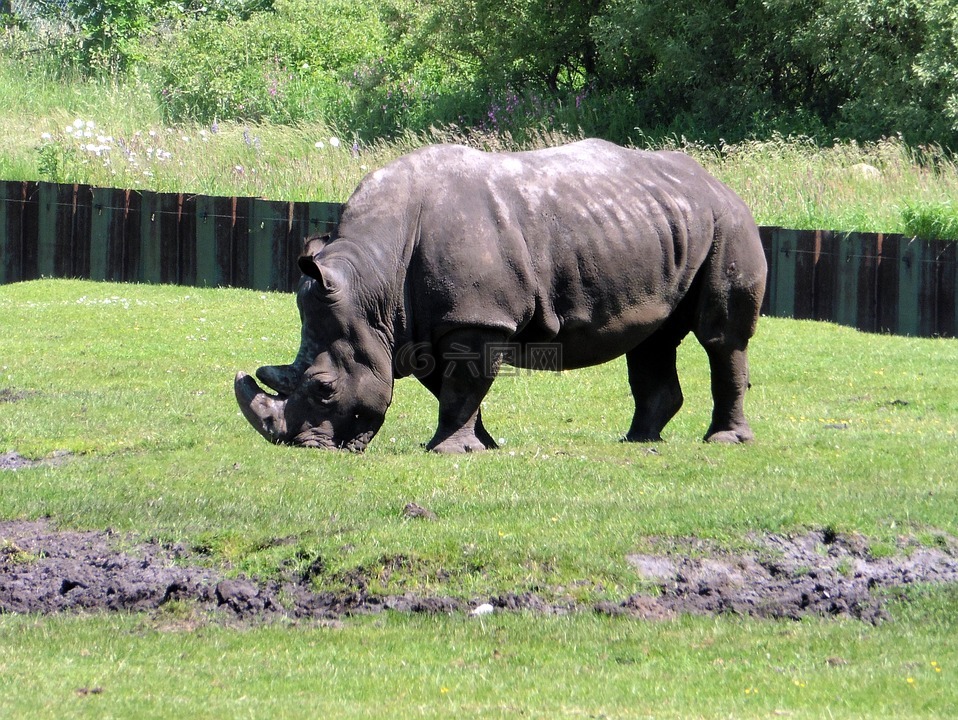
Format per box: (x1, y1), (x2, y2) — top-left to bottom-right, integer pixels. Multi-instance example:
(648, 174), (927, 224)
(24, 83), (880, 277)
(3, 59), (958, 236)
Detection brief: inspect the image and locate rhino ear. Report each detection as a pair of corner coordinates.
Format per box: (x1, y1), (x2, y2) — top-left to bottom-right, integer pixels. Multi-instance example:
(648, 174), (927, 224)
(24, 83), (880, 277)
(298, 234), (342, 293)
(299, 255), (345, 295)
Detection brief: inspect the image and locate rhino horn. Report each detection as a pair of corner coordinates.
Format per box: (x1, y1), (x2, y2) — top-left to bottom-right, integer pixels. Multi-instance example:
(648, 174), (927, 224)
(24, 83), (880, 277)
(234, 372), (288, 443)
(255, 363), (305, 396)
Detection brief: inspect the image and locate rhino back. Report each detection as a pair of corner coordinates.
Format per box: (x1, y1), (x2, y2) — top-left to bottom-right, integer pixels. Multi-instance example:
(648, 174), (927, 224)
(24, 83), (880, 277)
(336, 140), (754, 367)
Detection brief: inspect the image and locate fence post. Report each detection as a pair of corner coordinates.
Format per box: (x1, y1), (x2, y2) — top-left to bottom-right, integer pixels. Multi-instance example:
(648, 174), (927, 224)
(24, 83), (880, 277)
(195, 195), (242, 287)
(248, 199), (294, 291)
(0, 180), (28, 284)
(933, 239), (956, 338)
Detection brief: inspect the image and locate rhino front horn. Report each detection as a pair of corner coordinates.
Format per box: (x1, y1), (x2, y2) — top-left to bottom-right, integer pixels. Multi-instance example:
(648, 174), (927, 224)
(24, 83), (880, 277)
(234, 372), (288, 443)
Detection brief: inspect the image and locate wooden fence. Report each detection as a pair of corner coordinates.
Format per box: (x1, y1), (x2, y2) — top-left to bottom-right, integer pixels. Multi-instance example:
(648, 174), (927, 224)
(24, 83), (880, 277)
(1, 180), (956, 338)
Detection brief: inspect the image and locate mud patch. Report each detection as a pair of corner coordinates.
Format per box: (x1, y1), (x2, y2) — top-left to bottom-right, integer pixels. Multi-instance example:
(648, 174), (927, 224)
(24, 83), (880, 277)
(0, 450), (73, 471)
(603, 530), (958, 624)
(1, 519), (956, 623)
(0, 452), (38, 471)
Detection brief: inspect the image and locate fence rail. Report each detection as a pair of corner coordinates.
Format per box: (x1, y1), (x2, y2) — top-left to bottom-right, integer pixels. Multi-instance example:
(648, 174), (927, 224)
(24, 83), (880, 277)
(1, 180), (956, 338)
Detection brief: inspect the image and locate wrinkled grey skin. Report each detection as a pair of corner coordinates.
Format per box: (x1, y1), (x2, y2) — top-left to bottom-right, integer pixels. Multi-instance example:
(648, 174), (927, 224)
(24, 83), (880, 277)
(235, 139), (767, 453)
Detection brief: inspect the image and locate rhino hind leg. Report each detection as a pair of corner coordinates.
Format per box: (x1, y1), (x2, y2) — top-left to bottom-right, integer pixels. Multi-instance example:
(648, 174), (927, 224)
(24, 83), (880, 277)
(624, 337), (685, 442)
(420, 328), (507, 453)
(702, 343), (754, 443)
(694, 258), (763, 444)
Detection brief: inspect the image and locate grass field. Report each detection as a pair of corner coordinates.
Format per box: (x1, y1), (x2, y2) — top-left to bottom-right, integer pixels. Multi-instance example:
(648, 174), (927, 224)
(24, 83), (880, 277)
(1, 279), (956, 717)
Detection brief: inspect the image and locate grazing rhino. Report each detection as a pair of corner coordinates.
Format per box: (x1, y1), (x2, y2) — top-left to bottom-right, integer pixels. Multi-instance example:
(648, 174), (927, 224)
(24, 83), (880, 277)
(235, 139), (767, 453)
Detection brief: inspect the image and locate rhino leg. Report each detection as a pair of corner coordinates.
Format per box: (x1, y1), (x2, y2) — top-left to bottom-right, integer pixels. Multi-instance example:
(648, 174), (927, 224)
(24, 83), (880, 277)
(695, 252), (763, 444)
(420, 371), (499, 451)
(702, 343), (754, 443)
(624, 335), (685, 442)
(422, 328), (506, 453)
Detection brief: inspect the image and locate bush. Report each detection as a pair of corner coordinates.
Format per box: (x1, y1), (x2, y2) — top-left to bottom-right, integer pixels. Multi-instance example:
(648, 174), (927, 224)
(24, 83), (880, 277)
(141, 0), (390, 125)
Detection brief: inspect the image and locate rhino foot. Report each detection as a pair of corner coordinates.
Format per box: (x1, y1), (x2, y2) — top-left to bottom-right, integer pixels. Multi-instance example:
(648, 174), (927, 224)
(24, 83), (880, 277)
(704, 425), (754, 444)
(426, 428), (498, 454)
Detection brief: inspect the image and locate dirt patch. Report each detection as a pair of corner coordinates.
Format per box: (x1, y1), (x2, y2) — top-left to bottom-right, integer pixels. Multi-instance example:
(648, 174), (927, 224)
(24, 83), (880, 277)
(605, 531), (958, 624)
(0, 450), (73, 471)
(1, 519), (956, 624)
(0, 452), (38, 471)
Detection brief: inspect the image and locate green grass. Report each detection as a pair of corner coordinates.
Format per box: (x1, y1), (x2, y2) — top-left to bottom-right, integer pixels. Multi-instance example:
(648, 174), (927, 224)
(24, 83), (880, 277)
(1, 595), (956, 720)
(1, 280), (956, 716)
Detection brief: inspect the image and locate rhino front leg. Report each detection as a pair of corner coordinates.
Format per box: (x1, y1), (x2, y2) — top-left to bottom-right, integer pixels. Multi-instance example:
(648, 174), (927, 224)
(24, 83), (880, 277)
(422, 329), (507, 453)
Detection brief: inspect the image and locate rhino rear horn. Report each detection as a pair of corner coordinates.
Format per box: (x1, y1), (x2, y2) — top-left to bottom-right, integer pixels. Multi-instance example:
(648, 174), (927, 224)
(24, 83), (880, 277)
(234, 372), (288, 443)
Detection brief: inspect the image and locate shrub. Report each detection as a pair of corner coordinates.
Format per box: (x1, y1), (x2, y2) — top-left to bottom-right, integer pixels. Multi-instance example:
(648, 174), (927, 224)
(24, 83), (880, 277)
(142, 0), (388, 124)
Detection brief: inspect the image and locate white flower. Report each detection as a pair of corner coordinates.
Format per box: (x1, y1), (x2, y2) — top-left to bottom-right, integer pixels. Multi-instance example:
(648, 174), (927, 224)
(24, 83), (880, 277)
(40, 132), (52, 141)
(85, 120), (94, 129)
(73, 119), (84, 129)
(329, 137), (341, 148)
(64, 125), (74, 134)
(314, 141), (325, 149)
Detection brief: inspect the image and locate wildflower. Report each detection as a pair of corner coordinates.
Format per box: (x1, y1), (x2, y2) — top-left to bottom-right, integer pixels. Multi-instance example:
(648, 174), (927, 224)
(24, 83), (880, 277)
(211, 121), (219, 134)
(73, 118), (84, 130)
(329, 136), (341, 148)
(40, 132), (52, 141)
(314, 141), (325, 150)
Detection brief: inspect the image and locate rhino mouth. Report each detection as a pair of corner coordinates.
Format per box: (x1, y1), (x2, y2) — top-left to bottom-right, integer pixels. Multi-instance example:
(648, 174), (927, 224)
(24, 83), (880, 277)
(234, 372), (371, 452)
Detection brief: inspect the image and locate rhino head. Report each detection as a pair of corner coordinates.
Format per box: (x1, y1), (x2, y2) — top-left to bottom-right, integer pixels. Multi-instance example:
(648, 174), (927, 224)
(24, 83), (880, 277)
(234, 236), (394, 451)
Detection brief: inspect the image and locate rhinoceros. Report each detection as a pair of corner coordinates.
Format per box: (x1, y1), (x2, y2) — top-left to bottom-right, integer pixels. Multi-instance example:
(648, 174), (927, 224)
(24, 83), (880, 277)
(235, 139), (767, 453)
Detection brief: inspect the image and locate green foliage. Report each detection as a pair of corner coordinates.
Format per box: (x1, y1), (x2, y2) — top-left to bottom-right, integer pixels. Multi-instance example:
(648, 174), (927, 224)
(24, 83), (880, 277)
(143, 0), (391, 124)
(5, 0), (958, 146)
(66, 0), (156, 71)
(588, 0), (958, 145)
